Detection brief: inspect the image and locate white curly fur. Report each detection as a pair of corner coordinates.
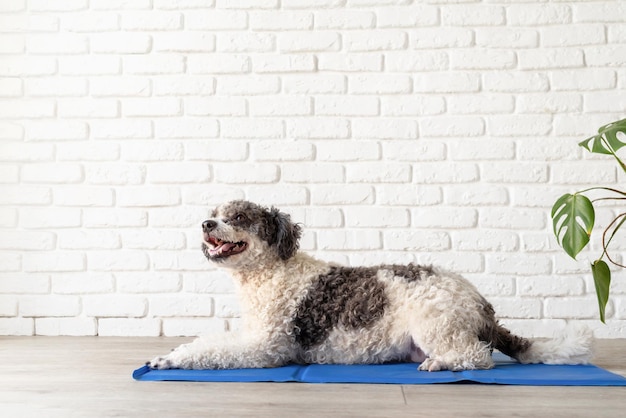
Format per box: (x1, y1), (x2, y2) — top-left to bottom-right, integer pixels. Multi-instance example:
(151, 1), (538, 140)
(149, 201), (594, 372)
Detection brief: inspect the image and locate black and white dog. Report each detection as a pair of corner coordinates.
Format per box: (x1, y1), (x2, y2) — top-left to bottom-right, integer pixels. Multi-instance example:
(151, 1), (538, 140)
(149, 200), (592, 371)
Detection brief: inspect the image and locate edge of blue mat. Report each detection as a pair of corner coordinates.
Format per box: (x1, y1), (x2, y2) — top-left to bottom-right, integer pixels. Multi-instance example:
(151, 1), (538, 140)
(133, 355), (626, 386)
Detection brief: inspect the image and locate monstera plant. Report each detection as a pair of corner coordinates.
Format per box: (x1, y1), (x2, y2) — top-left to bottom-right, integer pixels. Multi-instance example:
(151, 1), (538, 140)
(551, 118), (626, 323)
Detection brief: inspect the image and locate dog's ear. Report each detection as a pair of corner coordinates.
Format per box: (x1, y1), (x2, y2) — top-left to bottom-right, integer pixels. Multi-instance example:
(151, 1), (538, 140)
(268, 207), (301, 260)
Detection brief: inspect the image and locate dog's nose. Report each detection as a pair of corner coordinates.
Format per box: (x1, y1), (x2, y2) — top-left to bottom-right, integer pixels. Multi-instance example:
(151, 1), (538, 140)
(202, 220), (217, 232)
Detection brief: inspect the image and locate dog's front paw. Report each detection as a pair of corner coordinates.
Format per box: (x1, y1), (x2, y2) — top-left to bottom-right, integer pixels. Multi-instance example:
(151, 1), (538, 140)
(148, 354), (177, 370)
(148, 344), (194, 369)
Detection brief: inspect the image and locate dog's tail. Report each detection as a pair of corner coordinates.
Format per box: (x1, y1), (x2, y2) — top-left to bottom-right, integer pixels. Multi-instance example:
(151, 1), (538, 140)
(492, 323), (594, 365)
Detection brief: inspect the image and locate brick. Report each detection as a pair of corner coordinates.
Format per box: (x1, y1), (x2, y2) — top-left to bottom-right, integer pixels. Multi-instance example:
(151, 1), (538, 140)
(57, 142), (120, 162)
(377, 185), (442, 206)
(0, 35), (24, 54)
(123, 98), (180, 117)
(117, 187), (181, 207)
(282, 163), (344, 183)
(0, 253), (22, 272)
(98, 318), (161, 337)
(186, 97), (245, 116)
(506, 4), (571, 26)
(467, 276), (515, 297)
(21, 163), (83, 184)
(0, 274), (49, 294)
(22, 252), (85, 273)
(155, 119), (219, 139)
(0, 165), (18, 183)
(162, 318), (226, 337)
(221, 118), (283, 139)
(553, 114), (618, 136)
(349, 74), (412, 94)
(315, 10), (373, 29)
(0, 318), (34, 336)
(287, 118), (349, 139)
(123, 55), (185, 74)
(155, 0), (213, 9)
(310, 185), (374, 205)
(60, 12), (119, 32)
(450, 50), (516, 70)
(60, 56), (120, 75)
(418, 252), (484, 274)
(550, 69), (616, 91)
(476, 28), (538, 48)
(19, 207), (82, 229)
(518, 276), (585, 297)
(282, 0), (343, 9)
(214, 163), (279, 184)
(377, 5), (437, 27)
(91, 119), (152, 139)
(86, 164), (146, 185)
(381, 96), (445, 117)
(315, 96), (378, 117)
(252, 140), (314, 161)
(517, 93), (582, 113)
(411, 207), (478, 229)
(409, 28), (473, 49)
(0, 231), (56, 251)
(420, 116), (485, 137)
(344, 30), (407, 52)
(56, 187), (115, 207)
(0, 123), (22, 140)
(0, 15), (58, 33)
(585, 45), (626, 67)
(20, 295), (81, 317)
(57, 230), (119, 250)
(316, 140), (380, 162)
(488, 297), (542, 319)
(246, 185), (309, 206)
(518, 49), (584, 70)
(185, 10), (247, 30)
(0, 209), (17, 228)
(122, 229), (186, 251)
(488, 115), (552, 137)
(0, 186), (51, 205)
(0, 142), (54, 162)
(345, 207), (409, 228)
(155, 32), (216, 53)
(481, 208), (546, 230)
(414, 73), (480, 93)
(58, 99), (119, 118)
(318, 53), (383, 72)
(35, 318), (97, 336)
(185, 141), (248, 161)
(149, 294), (213, 317)
(444, 184), (510, 206)
(354, 118), (418, 139)
(0, 78), (22, 97)
(216, 0), (278, 8)
(482, 162), (548, 183)
(147, 162), (211, 184)
(541, 24), (605, 47)
(551, 162), (617, 185)
(250, 96), (312, 116)
(83, 208), (148, 228)
(384, 230), (450, 251)
(217, 32), (274, 53)
(148, 207), (207, 228)
(295, 208), (343, 228)
(448, 94), (514, 115)
(122, 11), (183, 30)
(0, 99), (54, 118)
(84, 295), (147, 317)
(385, 51), (448, 72)
(318, 230), (381, 251)
(585, 91), (626, 112)
(573, 1), (626, 23)
(251, 11), (312, 30)
(413, 163), (479, 184)
(483, 72), (549, 92)
(91, 77), (151, 97)
(30, 0), (87, 11)
(117, 272), (182, 293)
(348, 163), (411, 183)
(544, 297), (602, 319)
(121, 141), (184, 162)
(278, 32), (340, 52)
(452, 230), (519, 252)
(27, 33), (88, 54)
(216, 75), (280, 95)
(0, 0), (25, 11)
(92, 0), (152, 10)
(252, 54), (316, 73)
(52, 273), (115, 294)
(188, 55), (250, 74)
(0, 296), (17, 317)
(283, 74), (346, 94)
(87, 251), (150, 272)
(25, 77), (87, 97)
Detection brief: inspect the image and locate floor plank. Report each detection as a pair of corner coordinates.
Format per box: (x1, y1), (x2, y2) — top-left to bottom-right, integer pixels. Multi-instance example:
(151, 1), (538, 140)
(0, 337), (624, 417)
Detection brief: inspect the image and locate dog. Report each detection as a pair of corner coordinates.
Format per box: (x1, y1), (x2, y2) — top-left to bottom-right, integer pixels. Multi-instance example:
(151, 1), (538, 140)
(149, 200), (593, 372)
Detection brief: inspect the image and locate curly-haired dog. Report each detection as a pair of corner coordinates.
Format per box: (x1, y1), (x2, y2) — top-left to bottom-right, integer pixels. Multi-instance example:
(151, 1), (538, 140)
(149, 200), (593, 372)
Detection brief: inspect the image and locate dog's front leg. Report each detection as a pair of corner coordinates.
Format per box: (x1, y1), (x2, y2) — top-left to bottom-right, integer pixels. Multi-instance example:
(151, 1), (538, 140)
(148, 333), (288, 370)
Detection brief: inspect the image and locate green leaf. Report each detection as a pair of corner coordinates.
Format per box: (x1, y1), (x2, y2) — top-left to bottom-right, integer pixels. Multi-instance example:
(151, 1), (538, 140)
(591, 260), (611, 324)
(551, 193), (595, 259)
(579, 118), (626, 173)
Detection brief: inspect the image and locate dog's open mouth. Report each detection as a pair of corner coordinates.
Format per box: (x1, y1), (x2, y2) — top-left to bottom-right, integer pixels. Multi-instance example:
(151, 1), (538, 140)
(205, 236), (247, 258)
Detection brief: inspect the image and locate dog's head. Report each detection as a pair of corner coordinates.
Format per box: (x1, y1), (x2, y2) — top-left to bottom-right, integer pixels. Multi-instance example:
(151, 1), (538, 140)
(201, 200), (302, 267)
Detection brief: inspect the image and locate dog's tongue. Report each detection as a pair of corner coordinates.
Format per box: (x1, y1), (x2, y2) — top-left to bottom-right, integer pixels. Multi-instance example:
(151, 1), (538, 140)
(221, 243), (237, 253)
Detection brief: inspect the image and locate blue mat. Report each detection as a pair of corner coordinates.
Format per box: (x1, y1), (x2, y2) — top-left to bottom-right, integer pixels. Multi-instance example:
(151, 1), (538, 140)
(133, 353), (626, 386)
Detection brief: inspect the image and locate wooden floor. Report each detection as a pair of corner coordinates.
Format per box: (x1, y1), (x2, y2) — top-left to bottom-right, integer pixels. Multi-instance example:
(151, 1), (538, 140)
(0, 337), (625, 418)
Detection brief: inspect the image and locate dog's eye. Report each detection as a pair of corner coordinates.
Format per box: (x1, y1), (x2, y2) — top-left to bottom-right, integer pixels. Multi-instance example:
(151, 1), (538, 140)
(233, 214), (246, 222)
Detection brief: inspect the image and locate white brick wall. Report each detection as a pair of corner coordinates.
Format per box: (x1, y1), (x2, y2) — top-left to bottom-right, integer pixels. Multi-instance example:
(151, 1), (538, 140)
(1, 0), (625, 338)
